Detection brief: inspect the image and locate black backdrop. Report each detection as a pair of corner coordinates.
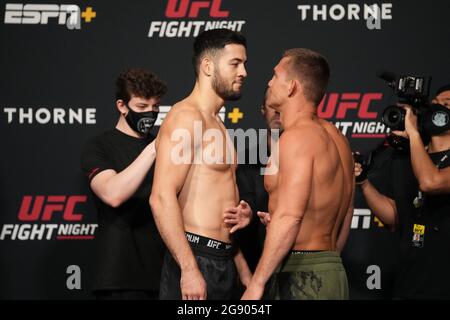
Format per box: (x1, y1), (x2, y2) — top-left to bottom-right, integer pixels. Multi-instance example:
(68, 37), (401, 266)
(1, 0), (449, 299)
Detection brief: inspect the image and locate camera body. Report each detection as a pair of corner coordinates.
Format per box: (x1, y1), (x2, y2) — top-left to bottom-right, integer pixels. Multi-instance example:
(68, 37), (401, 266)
(378, 72), (450, 149)
(379, 73), (431, 131)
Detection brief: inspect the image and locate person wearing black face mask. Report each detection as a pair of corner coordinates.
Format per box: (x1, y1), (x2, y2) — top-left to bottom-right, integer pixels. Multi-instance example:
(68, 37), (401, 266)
(124, 102), (159, 136)
(81, 68), (167, 299)
(354, 85), (450, 299)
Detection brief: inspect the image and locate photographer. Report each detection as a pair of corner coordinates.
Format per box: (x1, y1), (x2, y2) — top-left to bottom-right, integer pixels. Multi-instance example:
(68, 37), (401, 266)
(355, 85), (450, 299)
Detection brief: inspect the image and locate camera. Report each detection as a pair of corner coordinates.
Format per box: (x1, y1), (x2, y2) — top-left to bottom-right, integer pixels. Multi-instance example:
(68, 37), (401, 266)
(378, 72), (431, 131)
(378, 71), (450, 149)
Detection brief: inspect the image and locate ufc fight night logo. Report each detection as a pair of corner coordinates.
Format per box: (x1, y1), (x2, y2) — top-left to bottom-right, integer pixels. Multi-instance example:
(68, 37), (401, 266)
(0, 196), (98, 240)
(165, 0), (229, 18)
(148, 0), (246, 38)
(318, 93), (390, 138)
(4, 3), (96, 29)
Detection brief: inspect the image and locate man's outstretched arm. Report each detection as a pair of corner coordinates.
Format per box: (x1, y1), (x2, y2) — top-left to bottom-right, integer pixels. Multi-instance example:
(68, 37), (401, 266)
(242, 129), (314, 299)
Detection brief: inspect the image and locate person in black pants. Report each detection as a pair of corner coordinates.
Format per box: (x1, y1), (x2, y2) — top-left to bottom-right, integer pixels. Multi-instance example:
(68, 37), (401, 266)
(81, 68), (167, 299)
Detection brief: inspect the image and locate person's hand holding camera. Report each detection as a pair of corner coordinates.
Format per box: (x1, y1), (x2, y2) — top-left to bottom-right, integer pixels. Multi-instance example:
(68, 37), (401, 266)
(353, 152), (368, 185)
(354, 161), (367, 185)
(392, 104), (420, 139)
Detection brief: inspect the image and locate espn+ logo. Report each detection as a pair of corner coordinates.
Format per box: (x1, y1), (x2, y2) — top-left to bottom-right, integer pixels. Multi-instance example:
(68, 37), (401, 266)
(4, 3), (96, 29)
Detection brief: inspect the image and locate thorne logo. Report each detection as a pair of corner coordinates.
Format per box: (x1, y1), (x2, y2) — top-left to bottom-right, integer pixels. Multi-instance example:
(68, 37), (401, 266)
(4, 3), (96, 29)
(297, 2), (392, 29)
(318, 93), (389, 138)
(2, 107), (96, 125)
(0, 195), (98, 240)
(148, 0), (245, 38)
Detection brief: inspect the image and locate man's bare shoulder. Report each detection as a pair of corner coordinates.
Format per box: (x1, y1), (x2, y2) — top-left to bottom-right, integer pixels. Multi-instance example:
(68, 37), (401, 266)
(319, 119), (351, 150)
(318, 118), (344, 138)
(318, 119), (353, 171)
(161, 100), (203, 131)
(318, 119), (352, 151)
(279, 124), (325, 153)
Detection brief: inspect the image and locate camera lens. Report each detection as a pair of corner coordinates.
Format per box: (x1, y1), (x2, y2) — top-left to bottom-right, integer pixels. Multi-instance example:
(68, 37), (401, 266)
(382, 105), (405, 131)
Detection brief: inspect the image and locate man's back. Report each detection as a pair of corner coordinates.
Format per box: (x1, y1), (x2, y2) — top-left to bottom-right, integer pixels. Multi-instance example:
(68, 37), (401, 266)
(265, 117), (353, 250)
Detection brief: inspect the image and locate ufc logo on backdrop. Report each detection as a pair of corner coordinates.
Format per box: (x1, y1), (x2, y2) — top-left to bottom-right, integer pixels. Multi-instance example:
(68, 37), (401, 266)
(149, 0), (244, 38)
(165, 0), (229, 18)
(18, 195), (86, 221)
(1, 195), (97, 240)
(318, 93), (383, 119)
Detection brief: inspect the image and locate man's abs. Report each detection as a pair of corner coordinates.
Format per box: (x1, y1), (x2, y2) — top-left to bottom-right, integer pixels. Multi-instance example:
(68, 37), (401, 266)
(178, 165), (237, 243)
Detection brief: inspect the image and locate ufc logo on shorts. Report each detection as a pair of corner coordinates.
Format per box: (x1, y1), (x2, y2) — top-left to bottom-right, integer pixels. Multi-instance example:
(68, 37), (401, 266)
(165, 0), (229, 18)
(318, 93), (383, 119)
(18, 195), (86, 221)
(4, 3), (80, 25)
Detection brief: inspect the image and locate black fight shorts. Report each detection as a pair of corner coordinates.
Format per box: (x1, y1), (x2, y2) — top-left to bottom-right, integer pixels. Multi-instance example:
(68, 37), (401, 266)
(159, 231), (237, 300)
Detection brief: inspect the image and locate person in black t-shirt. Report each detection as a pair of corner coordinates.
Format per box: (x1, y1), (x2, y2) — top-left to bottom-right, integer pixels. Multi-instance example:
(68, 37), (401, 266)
(355, 85), (450, 299)
(81, 68), (167, 299)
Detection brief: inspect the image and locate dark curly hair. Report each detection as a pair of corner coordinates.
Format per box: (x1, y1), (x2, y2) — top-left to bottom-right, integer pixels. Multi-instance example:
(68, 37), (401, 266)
(115, 68), (167, 104)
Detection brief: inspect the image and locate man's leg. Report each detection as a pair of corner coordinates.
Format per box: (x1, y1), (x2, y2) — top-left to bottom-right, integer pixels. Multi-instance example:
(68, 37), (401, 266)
(159, 250), (182, 300)
(269, 251), (349, 300)
(195, 254), (237, 300)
